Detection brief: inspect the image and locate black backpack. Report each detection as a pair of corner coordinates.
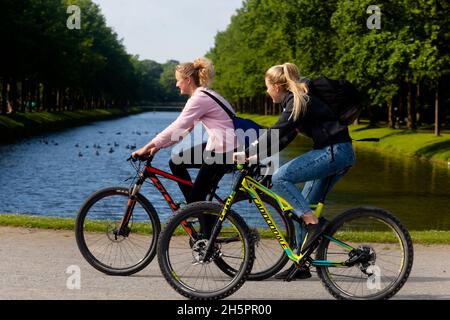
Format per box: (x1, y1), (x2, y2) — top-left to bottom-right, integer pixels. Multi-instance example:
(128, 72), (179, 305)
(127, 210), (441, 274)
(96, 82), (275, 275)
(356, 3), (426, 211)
(310, 76), (362, 126)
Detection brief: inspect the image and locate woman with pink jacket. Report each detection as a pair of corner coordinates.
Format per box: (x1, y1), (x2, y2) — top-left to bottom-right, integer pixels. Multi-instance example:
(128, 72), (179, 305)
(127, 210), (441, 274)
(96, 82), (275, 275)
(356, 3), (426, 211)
(132, 57), (238, 234)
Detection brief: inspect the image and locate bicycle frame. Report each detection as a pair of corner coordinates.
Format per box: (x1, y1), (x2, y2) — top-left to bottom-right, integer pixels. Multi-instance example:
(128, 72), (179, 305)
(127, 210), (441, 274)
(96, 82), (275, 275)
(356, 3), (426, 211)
(118, 159), (224, 237)
(208, 166), (356, 268)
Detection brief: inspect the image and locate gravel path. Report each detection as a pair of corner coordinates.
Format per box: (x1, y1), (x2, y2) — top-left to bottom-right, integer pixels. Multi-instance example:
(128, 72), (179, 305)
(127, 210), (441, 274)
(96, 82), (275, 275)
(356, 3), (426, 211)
(1, 226), (449, 300)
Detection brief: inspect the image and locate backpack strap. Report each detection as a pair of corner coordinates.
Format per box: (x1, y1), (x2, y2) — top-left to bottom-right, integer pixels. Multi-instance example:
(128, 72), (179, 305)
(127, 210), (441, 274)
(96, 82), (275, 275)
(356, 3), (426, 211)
(201, 90), (236, 120)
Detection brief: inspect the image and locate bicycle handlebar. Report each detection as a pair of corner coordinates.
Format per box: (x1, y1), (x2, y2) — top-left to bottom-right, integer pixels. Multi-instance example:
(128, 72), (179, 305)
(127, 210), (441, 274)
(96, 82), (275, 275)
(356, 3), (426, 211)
(127, 154), (154, 163)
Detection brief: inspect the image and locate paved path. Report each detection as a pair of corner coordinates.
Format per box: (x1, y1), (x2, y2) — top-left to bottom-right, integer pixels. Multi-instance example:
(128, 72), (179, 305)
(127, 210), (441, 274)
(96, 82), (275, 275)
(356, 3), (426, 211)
(1, 226), (449, 300)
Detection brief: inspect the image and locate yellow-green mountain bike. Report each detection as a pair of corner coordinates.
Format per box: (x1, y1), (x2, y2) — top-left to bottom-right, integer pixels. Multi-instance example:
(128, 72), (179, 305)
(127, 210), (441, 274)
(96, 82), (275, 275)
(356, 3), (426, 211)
(157, 162), (414, 300)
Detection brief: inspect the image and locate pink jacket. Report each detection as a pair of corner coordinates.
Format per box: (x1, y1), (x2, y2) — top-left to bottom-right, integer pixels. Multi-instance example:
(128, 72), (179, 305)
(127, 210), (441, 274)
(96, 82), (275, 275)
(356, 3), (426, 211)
(151, 87), (238, 153)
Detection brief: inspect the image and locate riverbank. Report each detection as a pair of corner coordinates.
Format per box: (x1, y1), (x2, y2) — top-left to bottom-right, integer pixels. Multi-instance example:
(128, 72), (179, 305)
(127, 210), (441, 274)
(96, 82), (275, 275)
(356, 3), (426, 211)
(238, 113), (450, 166)
(0, 107), (144, 143)
(1, 213), (450, 244)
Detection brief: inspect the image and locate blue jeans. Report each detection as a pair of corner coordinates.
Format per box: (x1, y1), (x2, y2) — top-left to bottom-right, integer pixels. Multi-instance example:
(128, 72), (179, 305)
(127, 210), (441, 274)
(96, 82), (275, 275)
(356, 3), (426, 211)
(271, 142), (355, 249)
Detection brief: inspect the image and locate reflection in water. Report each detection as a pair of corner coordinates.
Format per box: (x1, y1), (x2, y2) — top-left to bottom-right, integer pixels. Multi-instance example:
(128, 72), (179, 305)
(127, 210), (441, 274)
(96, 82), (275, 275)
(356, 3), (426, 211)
(0, 111), (449, 230)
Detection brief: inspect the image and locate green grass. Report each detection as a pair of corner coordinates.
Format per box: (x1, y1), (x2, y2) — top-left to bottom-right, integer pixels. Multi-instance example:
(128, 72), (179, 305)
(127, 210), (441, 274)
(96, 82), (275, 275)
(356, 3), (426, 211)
(332, 230), (450, 245)
(238, 113), (450, 165)
(0, 214), (154, 235)
(1, 214), (450, 245)
(349, 123), (450, 164)
(0, 107), (143, 143)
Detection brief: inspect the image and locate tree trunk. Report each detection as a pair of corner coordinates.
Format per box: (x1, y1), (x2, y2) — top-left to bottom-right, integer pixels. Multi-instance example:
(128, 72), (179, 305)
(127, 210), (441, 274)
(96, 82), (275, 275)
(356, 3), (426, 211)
(60, 88), (64, 111)
(270, 97), (275, 115)
(407, 82), (416, 129)
(396, 81), (404, 128)
(43, 82), (49, 111)
(1, 77), (7, 115)
(28, 79), (35, 112)
(415, 82), (421, 127)
(21, 78), (26, 113)
(36, 81), (42, 111)
(387, 98), (395, 128)
(10, 76), (18, 113)
(51, 87), (57, 111)
(264, 95), (268, 115)
(55, 88), (60, 112)
(435, 80), (440, 136)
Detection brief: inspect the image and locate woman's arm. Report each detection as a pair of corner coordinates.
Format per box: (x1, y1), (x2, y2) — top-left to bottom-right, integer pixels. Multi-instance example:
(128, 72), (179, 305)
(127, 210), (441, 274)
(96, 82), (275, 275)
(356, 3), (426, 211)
(245, 94), (300, 159)
(133, 95), (208, 158)
(152, 95), (209, 148)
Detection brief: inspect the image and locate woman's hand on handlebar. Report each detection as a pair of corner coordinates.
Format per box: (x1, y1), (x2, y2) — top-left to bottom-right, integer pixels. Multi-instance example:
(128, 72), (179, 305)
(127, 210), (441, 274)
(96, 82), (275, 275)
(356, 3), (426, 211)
(247, 154), (258, 163)
(232, 152), (258, 164)
(232, 151), (246, 164)
(132, 144), (159, 160)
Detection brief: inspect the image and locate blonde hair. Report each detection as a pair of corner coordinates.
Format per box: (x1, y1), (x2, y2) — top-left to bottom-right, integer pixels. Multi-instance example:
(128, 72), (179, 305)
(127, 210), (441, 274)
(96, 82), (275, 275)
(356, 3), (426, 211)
(176, 57), (215, 88)
(265, 63), (309, 121)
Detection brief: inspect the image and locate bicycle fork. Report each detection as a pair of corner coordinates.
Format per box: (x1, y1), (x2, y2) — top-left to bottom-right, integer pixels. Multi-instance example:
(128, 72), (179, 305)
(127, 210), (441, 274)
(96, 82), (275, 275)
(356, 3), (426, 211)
(116, 175), (145, 238)
(201, 191), (237, 262)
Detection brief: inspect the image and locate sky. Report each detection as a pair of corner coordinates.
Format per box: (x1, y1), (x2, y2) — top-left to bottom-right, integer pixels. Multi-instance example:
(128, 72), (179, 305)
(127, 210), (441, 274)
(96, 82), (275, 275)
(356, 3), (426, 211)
(91, 0), (244, 64)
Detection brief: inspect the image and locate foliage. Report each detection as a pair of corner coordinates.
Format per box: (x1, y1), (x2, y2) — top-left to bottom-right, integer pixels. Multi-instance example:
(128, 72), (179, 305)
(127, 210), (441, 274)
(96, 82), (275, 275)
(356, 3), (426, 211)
(0, 0), (183, 114)
(208, 0), (450, 126)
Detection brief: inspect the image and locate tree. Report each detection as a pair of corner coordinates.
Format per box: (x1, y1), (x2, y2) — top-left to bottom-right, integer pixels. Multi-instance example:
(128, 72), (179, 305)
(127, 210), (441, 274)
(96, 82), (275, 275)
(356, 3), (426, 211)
(159, 60), (185, 102)
(0, 0), (179, 115)
(408, 0), (450, 135)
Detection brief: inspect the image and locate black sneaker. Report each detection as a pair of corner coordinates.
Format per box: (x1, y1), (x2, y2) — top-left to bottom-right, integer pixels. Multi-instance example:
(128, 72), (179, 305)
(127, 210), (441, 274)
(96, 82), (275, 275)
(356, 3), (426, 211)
(300, 217), (329, 251)
(274, 264), (312, 280)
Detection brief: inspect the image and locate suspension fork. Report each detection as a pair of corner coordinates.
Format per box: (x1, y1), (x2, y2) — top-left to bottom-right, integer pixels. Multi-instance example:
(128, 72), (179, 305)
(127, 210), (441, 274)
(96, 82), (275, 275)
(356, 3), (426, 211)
(202, 190), (238, 261)
(117, 172), (146, 236)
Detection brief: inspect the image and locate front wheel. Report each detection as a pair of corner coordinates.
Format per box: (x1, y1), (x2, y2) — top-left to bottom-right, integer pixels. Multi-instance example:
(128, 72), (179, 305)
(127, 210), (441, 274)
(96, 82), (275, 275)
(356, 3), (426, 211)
(316, 207), (414, 300)
(157, 202), (254, 300)
(75, 187), (161, 275)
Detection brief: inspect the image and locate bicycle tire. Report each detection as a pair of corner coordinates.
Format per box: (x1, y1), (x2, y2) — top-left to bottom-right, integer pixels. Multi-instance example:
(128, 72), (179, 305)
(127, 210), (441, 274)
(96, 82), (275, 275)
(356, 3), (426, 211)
(157, 201), (254, 300)
(213, 192), (295, 280)
(315, 207), (414, 300)
(75, 186), (161, 276)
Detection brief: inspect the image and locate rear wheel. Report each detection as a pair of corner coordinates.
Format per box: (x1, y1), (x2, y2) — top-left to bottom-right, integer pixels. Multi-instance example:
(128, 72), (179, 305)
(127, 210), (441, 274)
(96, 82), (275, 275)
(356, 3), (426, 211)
(316, 207), (413, 300)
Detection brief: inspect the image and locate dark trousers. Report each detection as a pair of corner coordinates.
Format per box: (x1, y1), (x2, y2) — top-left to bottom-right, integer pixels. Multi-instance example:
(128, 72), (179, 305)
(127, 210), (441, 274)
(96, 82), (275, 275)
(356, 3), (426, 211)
(169, 143), (233, 236)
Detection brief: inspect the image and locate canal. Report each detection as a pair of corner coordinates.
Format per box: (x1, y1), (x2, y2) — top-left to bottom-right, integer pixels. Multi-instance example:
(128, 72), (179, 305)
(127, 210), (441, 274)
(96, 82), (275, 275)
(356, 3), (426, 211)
(0, 111), (449, 230)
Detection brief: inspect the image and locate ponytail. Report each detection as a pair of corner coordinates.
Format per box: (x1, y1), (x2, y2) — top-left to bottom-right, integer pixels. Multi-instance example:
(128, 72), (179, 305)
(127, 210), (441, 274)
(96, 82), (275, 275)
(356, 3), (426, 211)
(266, 63), (309, 121)
(176, 57), (215, 88)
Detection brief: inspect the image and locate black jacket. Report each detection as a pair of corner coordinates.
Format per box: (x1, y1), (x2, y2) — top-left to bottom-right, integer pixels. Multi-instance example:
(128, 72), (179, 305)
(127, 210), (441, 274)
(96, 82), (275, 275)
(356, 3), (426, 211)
(247, 89), (351, 159)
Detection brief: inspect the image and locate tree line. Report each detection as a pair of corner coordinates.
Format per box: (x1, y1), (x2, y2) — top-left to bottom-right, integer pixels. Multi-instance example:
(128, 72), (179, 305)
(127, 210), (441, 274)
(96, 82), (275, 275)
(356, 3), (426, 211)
(0, 0), (184, 116)
(207, 0), (450, 135)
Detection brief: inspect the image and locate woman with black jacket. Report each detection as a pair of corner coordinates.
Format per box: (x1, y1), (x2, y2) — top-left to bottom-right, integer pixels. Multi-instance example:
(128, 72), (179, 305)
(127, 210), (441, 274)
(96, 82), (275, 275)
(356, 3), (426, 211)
(244, 63), (355, 279)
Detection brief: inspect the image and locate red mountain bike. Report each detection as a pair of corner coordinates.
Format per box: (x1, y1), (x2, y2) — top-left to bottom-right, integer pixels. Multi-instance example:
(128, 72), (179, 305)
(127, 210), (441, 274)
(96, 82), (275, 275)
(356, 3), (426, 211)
(75, 155), (293, 279)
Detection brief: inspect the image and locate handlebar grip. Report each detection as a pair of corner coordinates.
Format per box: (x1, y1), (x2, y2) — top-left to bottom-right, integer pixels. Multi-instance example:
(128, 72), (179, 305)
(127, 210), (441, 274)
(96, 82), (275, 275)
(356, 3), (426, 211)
(127, 154), (153, 162)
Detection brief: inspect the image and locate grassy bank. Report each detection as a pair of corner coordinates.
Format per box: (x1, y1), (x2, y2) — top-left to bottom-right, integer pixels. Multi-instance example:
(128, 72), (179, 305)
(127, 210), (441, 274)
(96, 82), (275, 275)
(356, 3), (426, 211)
(1, 214), (450, 245)
(238, 113), (450, 166)
(0, 107), (143, 143)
